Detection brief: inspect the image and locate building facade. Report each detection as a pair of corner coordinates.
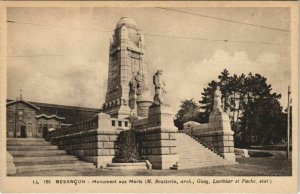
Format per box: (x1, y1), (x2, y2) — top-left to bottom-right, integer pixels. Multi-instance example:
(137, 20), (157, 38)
(6, 97), (101, 138)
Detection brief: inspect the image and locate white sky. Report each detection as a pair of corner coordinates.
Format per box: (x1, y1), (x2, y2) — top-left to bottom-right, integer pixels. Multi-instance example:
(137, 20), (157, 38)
(7, 7), (290, 111)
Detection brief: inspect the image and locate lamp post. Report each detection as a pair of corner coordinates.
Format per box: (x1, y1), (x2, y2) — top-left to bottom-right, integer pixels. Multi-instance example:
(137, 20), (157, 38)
(286, 85), (291, 159)
(14, 103), (17, 138)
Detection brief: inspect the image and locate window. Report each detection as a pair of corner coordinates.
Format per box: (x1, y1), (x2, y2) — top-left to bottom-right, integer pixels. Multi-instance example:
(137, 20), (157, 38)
(112, 120), (115, 126)
(9, 124), (14, 132)
(118, 121), (122, 127)
(27, 123), (32, 132)
(125, 122), (128, 127)
(38, 124), (42, 133)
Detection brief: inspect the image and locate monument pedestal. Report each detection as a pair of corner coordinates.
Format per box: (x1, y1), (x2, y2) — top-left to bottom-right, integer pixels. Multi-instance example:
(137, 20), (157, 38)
(136, 100), (153, 117)
(209, 110), (235, 162)
(133, 104), (178, 169)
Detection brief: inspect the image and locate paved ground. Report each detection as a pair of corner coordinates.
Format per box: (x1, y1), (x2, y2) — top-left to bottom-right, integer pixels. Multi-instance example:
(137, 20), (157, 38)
(14, 157), (292, 176)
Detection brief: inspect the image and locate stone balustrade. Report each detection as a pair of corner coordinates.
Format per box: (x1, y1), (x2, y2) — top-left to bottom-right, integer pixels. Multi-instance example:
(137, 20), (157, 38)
(183, 110), (236, 162)
(49, 113), (129, 168)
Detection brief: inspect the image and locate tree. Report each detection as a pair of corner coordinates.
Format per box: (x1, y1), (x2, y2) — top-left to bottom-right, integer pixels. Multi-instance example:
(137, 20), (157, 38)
(199, 80), (218, 123)
(199, 70), (286, 146)
(174, 99), (203, 130)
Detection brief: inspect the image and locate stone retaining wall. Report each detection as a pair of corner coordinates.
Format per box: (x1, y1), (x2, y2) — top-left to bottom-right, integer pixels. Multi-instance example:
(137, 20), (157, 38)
(49, 113), (125, 168)
(192, 131), (235, 161)
(49, 104), (179, 169)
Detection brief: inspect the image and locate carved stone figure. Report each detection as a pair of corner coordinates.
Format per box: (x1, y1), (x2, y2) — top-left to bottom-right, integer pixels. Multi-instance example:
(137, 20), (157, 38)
(153, 70), (166, 105)
(135, 71), (145, 95)
(130, 71), (144, 95)
(213, 86), (223, 112)
(129, 77), (137, 93)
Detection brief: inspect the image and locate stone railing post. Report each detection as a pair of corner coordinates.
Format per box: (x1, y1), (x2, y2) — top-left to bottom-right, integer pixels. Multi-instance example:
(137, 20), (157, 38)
(208, 87), (235, 162)
(93, 113), (119, 168)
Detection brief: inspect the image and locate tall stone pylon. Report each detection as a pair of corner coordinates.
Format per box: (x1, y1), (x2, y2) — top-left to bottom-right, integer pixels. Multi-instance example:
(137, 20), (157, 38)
(102, 17), (152, 118)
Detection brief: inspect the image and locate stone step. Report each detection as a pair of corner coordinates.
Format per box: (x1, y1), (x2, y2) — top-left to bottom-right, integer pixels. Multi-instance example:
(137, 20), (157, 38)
(177, 146), (206, 149)
(178, 160), (227, 164)
(13, 155), (77, 163)
(179, 152), (222, 158)
(7, 138), (47, 143)
(178, 160), (231, 165)
(179, 156), (223, 161)
(9, 150), (67, 157)
(15, 159), (84, 166)
(176, 142), (205, 146)
(7, 138), (96, 175)
(7, 141), (52, 146)
(177, 149), (215, 153)
(175, 133), (233, 169)
(176, 163), (231, 169)
(7, 146), (58, 150)
(16, 162), (95, 173)
(177, 152), (219, 157)
(178, 154), (222, 158)
(179, 160), (224, 164)
(106, 162), (148, 170)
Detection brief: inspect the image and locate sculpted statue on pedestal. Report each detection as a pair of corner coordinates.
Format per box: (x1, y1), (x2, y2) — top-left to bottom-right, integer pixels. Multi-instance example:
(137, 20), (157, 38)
(213, 86), (223, 112)
(153, 70), (166, 105)
(130, 71), (145, 95)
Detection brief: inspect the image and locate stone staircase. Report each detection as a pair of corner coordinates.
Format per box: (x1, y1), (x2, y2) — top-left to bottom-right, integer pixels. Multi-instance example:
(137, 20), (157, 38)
(7, 138), (95, 174)
(172, 133), (236, 169)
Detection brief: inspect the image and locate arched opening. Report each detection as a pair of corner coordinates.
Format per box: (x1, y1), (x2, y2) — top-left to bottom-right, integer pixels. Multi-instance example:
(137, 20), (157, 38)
(16, 121), (26, 138)
(42, 125), (48, 138)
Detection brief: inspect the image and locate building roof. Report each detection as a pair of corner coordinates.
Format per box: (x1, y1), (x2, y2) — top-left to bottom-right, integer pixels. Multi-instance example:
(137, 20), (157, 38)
(7, 99), (101, 124)
(6, 99), (40, 110)
(36, 114), (65, 120)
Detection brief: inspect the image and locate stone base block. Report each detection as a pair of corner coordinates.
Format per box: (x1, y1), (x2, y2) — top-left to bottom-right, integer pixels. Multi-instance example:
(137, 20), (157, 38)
(106, 162), (148, 170)
(222, 153), (236, 162)
(83, 155), (113, 168)
(146, 154), (178, 169)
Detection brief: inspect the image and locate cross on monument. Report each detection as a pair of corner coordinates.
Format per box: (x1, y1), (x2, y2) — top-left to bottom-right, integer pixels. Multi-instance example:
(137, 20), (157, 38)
(19, 89), (23, 100)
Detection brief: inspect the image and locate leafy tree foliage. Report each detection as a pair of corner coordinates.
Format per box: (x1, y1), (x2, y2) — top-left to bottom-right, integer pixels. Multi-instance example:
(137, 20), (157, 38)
(174, 99), (204, 130)
(198, 69), (286, 146)
(113, 130), (139, 163)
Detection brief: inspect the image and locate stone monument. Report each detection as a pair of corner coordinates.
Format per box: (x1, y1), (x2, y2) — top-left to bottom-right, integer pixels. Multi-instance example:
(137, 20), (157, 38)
(102, 17), (152, 118)
(132, 70), (178, 169)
